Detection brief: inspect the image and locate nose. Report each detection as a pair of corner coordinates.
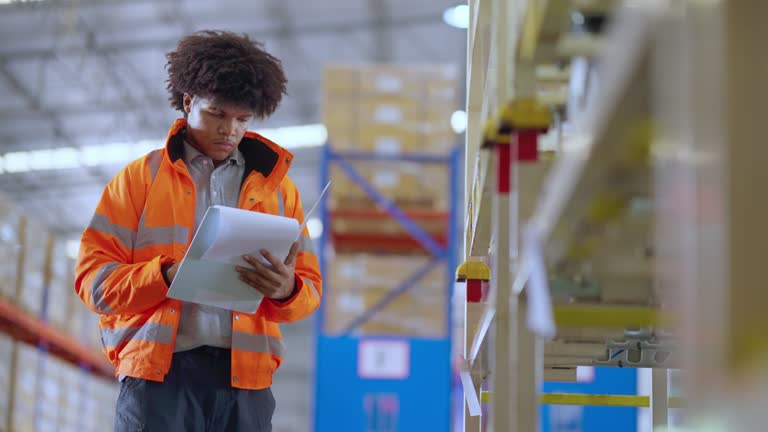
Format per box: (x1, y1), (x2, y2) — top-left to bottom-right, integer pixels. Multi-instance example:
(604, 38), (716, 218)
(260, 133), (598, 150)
(218, 118), (238, 137)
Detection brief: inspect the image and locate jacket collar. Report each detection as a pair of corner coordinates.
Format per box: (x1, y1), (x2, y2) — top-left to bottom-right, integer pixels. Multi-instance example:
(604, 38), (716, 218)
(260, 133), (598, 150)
(164, 118), (294, 185)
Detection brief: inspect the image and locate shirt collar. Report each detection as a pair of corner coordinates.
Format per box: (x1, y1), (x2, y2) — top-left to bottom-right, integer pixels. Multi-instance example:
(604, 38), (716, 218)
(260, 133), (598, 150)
(182, 139), (244, 167)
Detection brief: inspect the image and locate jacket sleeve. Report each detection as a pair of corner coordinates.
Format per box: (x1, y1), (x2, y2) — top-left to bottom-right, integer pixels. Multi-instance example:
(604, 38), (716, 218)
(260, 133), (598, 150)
(260, 180), (323, 323)
(74, 159), (174, 316)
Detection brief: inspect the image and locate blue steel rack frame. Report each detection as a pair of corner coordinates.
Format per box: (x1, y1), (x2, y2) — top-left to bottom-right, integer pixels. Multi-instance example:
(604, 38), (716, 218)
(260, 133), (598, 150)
(312, 144), (462, 432)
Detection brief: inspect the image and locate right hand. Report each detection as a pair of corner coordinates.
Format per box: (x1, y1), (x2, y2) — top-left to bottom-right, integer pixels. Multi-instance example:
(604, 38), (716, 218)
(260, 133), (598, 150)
(164, 263), (180, 284)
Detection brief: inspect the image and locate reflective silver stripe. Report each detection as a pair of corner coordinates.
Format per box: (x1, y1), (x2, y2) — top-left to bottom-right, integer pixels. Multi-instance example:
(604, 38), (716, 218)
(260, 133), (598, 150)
(147, 149), (163, 181)
(100, 322), (175, 347)
(231, 331), (286, 357)
(277, 189), (285, 216)
(136, 225), (189, 249)
(134, 322), (175, 345)
(87, 214), (135, 250)
(303, 278), (320, 302)
(90, 262), (120, 314)
(136, 212), (189, 249)
(298, 235), (316, 255)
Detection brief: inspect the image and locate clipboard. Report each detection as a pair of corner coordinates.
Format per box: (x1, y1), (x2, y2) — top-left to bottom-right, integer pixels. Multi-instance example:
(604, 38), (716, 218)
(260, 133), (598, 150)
(166, 181), (330, 314)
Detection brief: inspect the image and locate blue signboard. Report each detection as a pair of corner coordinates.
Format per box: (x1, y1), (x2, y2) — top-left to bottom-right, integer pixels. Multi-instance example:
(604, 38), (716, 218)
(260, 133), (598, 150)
(312, 146), (461, 432)
(542, 367), (638, 432)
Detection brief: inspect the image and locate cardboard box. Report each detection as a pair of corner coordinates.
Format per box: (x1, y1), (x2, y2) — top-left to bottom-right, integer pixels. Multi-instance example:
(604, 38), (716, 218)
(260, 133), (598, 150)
(323, 65), (362, 96)
(18, 218), (51, 316)
(0, 199), (23, 301)
(324, 64), (458, 101)
(38, 356), (65, 431)
(0, 334), (13, 429)
(11, 343), (40, 432)
(46, 238), (74, 331)
(58, 362), (85, 430)
(79, 376), (119, 431)
(327, 123), (457, 155)
(323, 64), (460, 154)
(330, 161), (449, 212)
(358, 64), (458, 101)
(324, 254), (448, 337)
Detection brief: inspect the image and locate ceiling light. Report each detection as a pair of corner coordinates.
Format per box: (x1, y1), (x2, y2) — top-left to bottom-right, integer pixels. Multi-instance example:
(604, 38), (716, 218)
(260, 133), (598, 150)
(443, 4), (469, 29)
(451, 110), (467, 134)
(0, 124), (328, 174)
(66, 239), (80, 260)
(257, 124), (328, 149)
(306, 218), (324, 239)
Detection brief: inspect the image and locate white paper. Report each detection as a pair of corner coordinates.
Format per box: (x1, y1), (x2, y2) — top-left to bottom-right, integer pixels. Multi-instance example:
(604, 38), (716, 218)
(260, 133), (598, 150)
(459, 356), (482, 416)
(168, 205), (300, 314)
(200, 206), (299, 267)
(523, 225), (557, 340)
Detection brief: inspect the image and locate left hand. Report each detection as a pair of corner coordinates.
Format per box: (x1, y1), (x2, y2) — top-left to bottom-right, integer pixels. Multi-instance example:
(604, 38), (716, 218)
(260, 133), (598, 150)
(237, 241), (300, 301)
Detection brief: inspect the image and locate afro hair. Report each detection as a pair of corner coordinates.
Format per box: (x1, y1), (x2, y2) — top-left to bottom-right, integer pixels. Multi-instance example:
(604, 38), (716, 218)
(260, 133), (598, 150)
(165, 30), (287, 118)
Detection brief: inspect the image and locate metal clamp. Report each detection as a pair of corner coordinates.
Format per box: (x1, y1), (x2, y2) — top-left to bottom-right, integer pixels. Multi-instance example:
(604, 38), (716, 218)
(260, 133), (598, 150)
(594, 329), (678, 368)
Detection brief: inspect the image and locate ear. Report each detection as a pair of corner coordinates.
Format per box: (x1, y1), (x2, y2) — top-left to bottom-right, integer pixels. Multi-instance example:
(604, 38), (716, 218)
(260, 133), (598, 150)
(183, 93), (193, 114)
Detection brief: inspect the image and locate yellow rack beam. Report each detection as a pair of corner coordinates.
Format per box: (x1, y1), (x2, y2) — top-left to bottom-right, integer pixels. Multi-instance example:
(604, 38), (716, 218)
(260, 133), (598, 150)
(480, 391), (684, 408)
(554, 305), (671, 328)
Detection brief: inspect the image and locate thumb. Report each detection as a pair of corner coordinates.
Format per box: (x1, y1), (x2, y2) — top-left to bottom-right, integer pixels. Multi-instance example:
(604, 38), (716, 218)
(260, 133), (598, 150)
(284, 241), (300, 265)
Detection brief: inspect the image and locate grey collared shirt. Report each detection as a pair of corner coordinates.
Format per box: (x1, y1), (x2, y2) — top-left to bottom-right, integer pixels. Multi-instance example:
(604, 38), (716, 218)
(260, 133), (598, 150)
(174, 140), (245, 353)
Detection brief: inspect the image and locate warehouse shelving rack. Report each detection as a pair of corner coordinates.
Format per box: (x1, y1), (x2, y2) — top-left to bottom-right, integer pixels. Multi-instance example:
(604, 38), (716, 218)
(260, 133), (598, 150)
(459, 1), (687, 431)
(0, 298), (111, 379)
(1, 218), (114, 431)
(312, 143), (462, 432)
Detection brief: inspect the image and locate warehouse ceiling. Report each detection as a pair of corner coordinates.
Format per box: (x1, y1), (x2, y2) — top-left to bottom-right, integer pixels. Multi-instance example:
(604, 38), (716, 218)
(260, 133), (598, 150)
(0, 0), (466, 237)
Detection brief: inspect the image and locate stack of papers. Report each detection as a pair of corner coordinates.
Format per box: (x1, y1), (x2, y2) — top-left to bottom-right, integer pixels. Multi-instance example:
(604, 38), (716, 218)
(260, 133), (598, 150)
(167, 206), (300, 314)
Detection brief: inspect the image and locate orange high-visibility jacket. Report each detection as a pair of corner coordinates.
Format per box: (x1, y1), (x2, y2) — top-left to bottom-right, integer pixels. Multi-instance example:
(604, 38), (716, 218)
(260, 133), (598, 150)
(74, 119), (322, 390)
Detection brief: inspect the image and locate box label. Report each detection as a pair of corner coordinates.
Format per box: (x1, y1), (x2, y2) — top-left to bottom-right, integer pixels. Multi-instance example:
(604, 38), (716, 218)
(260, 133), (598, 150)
(358, 339), (410, 379)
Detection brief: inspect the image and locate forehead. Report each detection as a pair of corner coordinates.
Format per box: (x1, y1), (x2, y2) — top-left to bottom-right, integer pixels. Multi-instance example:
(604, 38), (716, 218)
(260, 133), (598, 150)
(195, 96), (253, 116)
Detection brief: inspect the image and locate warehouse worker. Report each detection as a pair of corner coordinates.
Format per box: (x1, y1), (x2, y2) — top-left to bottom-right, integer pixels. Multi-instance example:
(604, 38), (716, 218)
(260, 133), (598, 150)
(74, 30), (322, 431)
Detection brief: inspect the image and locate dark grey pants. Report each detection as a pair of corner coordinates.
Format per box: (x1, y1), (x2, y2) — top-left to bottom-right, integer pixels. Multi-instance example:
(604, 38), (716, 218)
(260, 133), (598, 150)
(115, 346), (275, 432)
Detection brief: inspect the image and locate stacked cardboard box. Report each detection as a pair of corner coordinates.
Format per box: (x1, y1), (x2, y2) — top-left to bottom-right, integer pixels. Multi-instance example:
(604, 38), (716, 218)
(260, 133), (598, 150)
(0, 192), (120, 431)
(323, 64), (458, 154)
(321, 65), (455, 338)
(329, 161), (450, 212)
(36, 356), (66, 432)
(0, 333), (13, 430)
(58, 361), (85, 432)
(46, 239), (74, 331)
(323, 64), (458, 255)
(0, 196), (23, 301)
(18, 218), (51, 317)
(323, 64), (459, 215)
(324, 255), (448, 338)
(81, 375), (119, 432)
(10, 343), (40, 432)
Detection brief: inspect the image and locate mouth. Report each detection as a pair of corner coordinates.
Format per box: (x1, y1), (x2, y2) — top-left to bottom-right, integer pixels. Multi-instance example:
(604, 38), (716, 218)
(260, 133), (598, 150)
(213, 141), (236, 150)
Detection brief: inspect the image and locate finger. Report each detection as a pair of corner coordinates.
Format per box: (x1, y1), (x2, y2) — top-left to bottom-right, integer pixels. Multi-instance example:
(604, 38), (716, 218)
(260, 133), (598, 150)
(238, 274), (277, 297)
(237, 260), (281, 285)
(241, 255), (279, 275)
(284, 241), (300, 265)
(260, 249), (284, 271)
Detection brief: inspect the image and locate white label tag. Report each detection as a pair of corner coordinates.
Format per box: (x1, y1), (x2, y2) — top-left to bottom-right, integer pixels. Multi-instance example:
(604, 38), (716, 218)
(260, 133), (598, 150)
(374, 105), (402, 124)
(358, 339), (410, 379)
(374, 137), (401, 155)
(338, 294), (365, 313)
(339, 262), (365, 279)
(375, 75), (402, 93)
(373, 170), (400, 189)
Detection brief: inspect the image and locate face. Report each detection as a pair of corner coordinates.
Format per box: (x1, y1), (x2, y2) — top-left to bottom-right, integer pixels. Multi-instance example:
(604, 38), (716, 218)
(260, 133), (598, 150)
(183, 94), (254, 163)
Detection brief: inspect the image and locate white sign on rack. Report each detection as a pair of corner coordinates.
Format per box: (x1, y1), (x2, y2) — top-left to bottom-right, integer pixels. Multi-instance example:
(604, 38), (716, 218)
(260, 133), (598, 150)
(357, 339), (410, 380)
